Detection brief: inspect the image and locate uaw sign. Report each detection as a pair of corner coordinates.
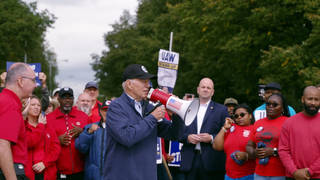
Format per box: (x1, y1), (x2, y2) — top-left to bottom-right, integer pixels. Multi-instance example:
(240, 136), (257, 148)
(157, 49), (179, 88)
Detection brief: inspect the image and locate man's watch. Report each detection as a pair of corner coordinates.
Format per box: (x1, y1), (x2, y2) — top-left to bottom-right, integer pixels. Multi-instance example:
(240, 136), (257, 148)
(273, 148), (278, 156)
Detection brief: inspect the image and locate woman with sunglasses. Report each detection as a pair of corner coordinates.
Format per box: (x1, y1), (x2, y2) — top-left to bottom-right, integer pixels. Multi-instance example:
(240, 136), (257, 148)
(246, 93), (290, 180)
(25, 95), (61, 180)
(213, 103), (255, 180)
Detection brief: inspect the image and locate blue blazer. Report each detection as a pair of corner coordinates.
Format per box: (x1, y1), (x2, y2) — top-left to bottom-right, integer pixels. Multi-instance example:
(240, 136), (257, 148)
(103, 93), (184, 180)
(180, 100), (228, 172)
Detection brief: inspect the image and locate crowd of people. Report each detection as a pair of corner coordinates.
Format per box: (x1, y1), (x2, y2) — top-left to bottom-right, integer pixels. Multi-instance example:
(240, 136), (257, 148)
(0, 62), (319, 180)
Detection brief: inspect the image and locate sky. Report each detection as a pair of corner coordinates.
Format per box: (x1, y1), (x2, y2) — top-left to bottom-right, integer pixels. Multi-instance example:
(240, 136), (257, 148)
(22, 0), (138, 98)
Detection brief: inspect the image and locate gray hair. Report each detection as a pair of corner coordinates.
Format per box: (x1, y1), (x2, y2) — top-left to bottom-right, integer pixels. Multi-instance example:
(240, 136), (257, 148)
(5, 63), (29, 85)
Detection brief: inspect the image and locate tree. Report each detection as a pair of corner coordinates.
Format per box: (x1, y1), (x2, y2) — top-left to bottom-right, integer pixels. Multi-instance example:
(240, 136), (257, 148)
(0, 0), (58, 90)
(93, 0), (320, 111)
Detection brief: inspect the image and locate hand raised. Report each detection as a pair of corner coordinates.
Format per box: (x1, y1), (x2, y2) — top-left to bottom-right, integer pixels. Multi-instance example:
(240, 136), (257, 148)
(224, 117), (234, 130)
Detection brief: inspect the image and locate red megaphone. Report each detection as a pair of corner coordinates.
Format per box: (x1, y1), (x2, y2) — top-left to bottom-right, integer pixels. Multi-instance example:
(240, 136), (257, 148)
(147, 88), (199, 126)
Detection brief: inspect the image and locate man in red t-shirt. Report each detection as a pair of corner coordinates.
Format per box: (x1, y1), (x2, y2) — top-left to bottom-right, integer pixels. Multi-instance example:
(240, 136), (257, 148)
(279, 86), (320, 180)
(47, 87), (89, 179)
(0, 63), (37, 179)
(83, 81), (101, 123)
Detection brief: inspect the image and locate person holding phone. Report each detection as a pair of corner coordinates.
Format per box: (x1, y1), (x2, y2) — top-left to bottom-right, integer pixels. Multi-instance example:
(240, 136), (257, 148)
(213, 104), (255, 180)
(25, 95), (61, 180)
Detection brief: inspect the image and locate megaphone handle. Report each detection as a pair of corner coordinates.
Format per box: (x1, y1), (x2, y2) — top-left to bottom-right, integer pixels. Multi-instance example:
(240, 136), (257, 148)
(144, 102), (163, 117)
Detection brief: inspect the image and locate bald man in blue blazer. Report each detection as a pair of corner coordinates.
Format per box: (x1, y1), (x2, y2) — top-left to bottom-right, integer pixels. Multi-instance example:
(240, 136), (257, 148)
(180, 78), (228, 180)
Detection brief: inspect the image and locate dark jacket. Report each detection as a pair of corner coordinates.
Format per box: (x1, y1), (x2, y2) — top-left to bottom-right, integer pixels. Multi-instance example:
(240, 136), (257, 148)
(180, 100), (228, 172)
(75, 121), (107, 180)
(103, 93), (184, 180)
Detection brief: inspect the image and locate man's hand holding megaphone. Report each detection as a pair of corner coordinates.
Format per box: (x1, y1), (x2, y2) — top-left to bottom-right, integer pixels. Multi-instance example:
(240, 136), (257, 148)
(150, 105), (166, 120)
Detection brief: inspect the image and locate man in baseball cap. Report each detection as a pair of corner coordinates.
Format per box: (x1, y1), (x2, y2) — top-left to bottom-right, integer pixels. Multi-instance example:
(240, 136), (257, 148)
(103, 64), (183, 180)
(253, 82), (296, 121)
(47, 87), (89, 178)
(122, 64), (155, 81)
(224, 97), (238, 116)
(84, 81), (101, 123)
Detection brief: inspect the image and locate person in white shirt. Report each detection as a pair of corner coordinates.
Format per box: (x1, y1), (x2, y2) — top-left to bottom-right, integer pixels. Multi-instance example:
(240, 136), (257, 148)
(180, 77), (229, 180)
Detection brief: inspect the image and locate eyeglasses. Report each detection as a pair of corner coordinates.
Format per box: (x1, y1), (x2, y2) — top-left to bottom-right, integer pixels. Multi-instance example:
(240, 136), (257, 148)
(266, 102), (279, 107)
(233, 112), (247, 119)
(21, 76), (36, 83)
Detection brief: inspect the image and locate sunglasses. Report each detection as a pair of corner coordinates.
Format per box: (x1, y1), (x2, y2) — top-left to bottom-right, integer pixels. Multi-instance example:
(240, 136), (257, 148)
(233, 112), (247, 119)
(266, 102), (279, 107)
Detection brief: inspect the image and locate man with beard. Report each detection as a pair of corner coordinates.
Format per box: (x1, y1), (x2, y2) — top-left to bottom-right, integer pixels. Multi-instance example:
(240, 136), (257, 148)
(47, 87), (89, 179)
(279, 86), (320, 180)
(76, 93), (93, 116)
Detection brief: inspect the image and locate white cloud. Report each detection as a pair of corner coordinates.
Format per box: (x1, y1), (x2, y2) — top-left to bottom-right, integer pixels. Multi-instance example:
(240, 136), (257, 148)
(22, 0), (138, 98)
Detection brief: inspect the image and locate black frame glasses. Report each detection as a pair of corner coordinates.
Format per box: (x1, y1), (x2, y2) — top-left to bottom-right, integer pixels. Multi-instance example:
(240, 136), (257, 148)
(21, 76), (36, 83)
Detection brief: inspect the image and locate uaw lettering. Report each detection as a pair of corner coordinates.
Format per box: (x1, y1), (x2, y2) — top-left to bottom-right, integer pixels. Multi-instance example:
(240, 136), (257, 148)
(157, 49), (179, 88)
(161, 50), (176, 62)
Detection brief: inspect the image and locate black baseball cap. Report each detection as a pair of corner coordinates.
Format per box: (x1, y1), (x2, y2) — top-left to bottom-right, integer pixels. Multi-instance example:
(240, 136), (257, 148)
(123, 64), (155, 81)
(59, 87), (74, 97)
(265, 82), (281, 91)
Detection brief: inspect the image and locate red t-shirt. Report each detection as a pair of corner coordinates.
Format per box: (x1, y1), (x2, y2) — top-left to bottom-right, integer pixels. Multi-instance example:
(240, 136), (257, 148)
(251, 116), (288, 176)
(89, 100), (101, 123)
(224, 124), (255, 178)
(47, 107), (89, 175)
(0, 88), (27, 165)
(279, 112), (320, 178)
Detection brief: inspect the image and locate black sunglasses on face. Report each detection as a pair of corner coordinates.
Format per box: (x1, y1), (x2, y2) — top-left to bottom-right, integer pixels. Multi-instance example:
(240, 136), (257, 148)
(266, 102), (279, 107)
(233, 112), (247, 119)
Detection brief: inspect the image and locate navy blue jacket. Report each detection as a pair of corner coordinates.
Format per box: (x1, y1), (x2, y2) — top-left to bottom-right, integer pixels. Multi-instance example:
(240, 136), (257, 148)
(180, 100), (228, 172)
(75, 121), (107, 180)
(103, 93), (184, 180)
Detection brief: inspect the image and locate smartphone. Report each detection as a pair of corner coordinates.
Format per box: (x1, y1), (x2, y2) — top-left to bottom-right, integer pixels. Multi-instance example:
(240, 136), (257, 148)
(185, 93), (194, 98)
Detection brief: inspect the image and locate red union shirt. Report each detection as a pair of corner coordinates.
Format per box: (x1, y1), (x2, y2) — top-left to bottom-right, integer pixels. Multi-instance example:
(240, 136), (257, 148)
(251, 116), (288, 176)
(0, 88), (27, 165)
(47, 107), (89, 174)
(224, 124), (255, 178)
(89, 100), (101, 123)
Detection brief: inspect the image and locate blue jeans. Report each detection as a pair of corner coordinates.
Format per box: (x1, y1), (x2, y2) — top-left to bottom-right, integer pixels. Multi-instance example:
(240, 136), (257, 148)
(254, 174), (285, 180)
(225, 174), (254, 180)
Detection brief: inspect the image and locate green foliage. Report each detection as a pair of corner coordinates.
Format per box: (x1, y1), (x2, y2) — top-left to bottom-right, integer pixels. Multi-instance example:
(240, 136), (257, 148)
(93, 0), (320, 111)
(0, 0), (58, 91)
